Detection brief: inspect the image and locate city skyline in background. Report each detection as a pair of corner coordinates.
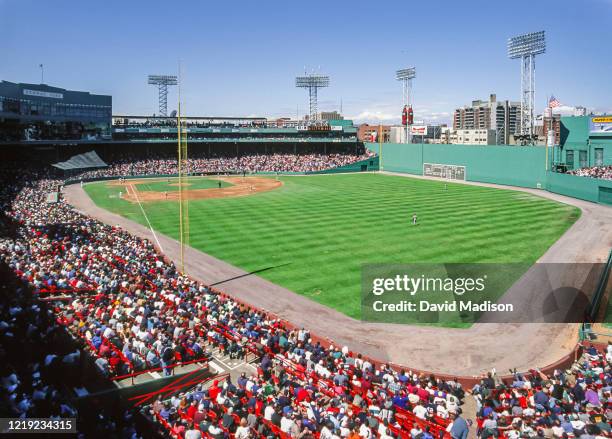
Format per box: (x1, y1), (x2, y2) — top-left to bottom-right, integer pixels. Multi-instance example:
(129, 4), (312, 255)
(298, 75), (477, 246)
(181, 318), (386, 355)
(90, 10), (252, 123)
(1, 0), (611, 125)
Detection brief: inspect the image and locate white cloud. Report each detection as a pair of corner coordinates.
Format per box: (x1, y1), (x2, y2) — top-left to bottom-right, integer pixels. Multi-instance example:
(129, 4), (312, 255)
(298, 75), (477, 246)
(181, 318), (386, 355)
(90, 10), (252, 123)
(552, 105), (578, 116)
(349, 110), (399, 123)
(349, 109), (452, 125)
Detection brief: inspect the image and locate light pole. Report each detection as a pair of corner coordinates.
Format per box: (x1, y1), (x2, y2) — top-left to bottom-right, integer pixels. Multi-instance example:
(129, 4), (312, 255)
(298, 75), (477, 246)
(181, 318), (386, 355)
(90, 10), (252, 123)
(396, 67), (416, 144)
(296, 72), (330, 125)
(507, 31), (546, 145)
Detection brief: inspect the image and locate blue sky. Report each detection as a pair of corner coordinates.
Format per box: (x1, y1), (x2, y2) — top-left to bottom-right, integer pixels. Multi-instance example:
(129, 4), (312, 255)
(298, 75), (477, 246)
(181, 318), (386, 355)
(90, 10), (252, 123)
(1, 0), (610, 124)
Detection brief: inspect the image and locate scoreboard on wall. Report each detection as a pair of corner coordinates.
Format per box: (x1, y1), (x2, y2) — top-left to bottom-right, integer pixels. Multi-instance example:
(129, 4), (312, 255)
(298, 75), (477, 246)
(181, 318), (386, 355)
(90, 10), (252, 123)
(423, 163), (466, 181)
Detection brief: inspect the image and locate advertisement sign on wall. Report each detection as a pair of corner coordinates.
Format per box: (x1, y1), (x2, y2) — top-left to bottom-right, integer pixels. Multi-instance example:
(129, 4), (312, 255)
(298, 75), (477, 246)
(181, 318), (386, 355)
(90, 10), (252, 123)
(589, 116), (612, 134)
(410, 125), (428, 135)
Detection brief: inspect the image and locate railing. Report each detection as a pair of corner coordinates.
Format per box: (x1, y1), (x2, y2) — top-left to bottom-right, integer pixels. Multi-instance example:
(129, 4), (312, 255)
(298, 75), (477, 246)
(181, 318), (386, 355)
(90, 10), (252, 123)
(587, 249), (612, 322)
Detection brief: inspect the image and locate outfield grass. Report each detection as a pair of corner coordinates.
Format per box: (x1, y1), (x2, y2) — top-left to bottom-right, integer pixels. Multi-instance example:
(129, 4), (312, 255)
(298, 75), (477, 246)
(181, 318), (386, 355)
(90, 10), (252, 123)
(84, 173), (580, 320)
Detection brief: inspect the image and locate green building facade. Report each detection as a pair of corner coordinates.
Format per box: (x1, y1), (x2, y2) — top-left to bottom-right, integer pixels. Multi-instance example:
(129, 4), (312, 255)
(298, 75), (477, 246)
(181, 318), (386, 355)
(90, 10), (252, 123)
(558, 115), (612, 170)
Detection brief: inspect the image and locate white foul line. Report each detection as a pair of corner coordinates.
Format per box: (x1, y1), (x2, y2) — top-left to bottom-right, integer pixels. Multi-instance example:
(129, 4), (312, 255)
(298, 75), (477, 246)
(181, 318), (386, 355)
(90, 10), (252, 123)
(130, 184), (164, 253)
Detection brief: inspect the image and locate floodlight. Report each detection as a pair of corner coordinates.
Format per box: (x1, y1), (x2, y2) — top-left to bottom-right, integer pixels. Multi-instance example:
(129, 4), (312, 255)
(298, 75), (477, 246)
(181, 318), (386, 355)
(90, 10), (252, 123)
(396, 68), (416, 81)
(507, 31), (546, 142)
(148, 74), (178, 117)
(295, 73), (330, 124)
(507, 31), (546, 59)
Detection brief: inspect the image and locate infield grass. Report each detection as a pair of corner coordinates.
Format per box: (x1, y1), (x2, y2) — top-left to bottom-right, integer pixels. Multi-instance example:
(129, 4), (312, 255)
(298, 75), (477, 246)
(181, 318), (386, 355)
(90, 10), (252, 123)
(84, 173), (580, 320)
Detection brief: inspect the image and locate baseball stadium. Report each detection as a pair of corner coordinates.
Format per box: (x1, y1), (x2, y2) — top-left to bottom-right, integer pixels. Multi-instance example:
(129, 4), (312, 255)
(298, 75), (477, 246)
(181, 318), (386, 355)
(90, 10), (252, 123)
(2, 6), (612, 439)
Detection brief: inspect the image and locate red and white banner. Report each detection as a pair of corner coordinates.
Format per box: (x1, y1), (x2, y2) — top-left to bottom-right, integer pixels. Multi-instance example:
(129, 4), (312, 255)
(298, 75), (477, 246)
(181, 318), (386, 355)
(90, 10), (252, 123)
(410, 125), (428, 135)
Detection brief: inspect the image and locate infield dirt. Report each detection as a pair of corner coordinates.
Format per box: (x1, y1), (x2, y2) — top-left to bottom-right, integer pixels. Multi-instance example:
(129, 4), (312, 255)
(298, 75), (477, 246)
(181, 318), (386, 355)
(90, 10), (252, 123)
(109, 176), (283, 202)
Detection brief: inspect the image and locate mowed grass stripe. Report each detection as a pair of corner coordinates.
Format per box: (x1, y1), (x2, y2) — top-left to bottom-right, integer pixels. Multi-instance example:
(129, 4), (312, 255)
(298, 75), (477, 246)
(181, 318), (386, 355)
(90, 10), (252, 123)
(85, 173), (579, 319)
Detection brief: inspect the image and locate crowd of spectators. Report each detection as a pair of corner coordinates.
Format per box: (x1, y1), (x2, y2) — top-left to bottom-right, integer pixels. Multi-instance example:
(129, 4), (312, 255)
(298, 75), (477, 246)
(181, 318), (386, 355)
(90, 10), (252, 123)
(113, 119), (270, 129)
(470, 346), (612, 438)
(73, 151), (375, 180)
(112, 118), (331, 130)
(145, 364), (464, 439)
(568, 166), (612, 180)
(0, 172), (140, 437)
(0, 262), (81, 421)
(117, 135), (359, 143)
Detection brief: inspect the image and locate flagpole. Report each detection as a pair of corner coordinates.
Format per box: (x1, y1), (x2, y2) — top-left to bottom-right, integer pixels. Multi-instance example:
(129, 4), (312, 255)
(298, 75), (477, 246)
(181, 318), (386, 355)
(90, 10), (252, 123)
(40, 64), (44, 84)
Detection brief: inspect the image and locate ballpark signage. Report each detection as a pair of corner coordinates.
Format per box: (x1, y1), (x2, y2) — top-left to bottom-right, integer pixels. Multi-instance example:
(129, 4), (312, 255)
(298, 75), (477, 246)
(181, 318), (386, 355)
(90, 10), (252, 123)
(423, 163), (466, 181)
(589, 116), (612, 134)
(410, 125), (428, 135)
(23, 89), (64, 99)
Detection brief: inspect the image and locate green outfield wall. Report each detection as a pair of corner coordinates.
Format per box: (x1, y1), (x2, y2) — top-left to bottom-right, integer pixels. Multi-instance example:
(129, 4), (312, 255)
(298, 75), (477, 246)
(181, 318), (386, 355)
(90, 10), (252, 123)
(367, 143), (548, 188)
(365, 142), (612, 205)
(546, 171), (612, 204)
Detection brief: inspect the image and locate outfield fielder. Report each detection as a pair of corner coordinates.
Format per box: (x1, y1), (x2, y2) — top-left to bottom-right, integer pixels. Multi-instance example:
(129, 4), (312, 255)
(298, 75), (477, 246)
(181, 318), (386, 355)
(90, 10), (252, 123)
(412, 213), (418, 225)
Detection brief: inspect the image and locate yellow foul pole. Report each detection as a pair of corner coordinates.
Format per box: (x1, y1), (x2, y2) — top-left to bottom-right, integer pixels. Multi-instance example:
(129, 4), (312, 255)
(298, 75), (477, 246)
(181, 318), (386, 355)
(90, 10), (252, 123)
(177, 61), (188, 274)
(379, 124), (383, 172)
(182, 102), (189, 249)
(177, 99), (185, 273)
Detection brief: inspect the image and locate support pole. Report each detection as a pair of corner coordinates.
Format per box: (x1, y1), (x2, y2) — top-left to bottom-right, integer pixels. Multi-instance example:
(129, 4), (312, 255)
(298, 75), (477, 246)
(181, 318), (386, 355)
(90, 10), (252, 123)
(379, 124), (384, 172)
(176, 66), (189, 274)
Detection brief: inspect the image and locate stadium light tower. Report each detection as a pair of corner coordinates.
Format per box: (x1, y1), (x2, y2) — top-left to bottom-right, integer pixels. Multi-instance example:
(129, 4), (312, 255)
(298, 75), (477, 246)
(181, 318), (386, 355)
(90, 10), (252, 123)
(295, 72), (330, 124)
(148, 74), (178, 117)
(507, 31), (546, 143)
(396, 67), (416, 143)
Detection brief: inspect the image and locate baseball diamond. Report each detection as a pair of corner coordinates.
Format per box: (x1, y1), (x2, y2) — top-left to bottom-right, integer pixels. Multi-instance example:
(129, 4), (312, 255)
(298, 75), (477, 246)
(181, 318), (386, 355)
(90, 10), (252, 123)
(83, 173), (580, 321)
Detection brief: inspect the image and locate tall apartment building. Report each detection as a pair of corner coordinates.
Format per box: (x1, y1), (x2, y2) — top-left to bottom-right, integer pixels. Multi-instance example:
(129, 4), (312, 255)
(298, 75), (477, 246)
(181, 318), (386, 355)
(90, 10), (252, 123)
(453, 94), (519, 144)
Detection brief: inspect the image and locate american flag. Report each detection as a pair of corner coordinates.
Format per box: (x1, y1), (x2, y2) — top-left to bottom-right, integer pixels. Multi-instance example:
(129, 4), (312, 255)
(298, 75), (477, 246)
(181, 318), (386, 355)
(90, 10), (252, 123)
(548, 95), (561, 108)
